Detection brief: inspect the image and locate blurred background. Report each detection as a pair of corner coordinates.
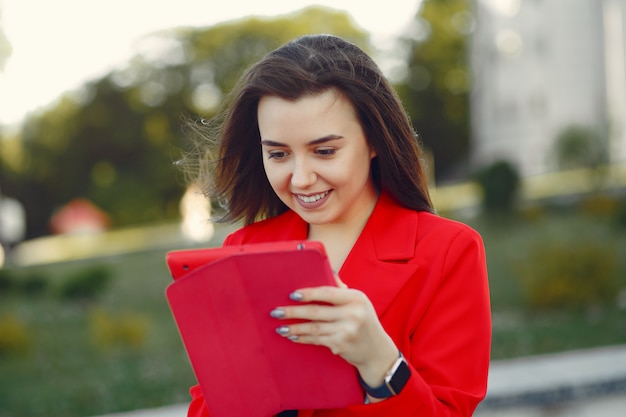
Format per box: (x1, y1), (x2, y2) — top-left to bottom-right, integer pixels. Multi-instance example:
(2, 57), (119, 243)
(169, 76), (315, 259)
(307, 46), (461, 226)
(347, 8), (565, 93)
(0, 0), (625, 416)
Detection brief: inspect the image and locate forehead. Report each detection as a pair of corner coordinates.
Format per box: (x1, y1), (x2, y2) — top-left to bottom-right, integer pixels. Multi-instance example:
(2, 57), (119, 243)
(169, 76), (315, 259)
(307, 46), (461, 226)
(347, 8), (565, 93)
(257, 90), (358, 133)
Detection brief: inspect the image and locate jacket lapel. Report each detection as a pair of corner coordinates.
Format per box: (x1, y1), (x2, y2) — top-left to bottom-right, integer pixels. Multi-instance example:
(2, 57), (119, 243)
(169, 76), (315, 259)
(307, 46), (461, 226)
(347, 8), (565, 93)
(339, 192), (420, 318)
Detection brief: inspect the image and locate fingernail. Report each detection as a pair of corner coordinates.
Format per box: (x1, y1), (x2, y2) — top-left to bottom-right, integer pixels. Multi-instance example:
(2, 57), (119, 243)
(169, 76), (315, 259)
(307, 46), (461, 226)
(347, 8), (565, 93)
(287, 335), (299, 341)
(275, 326), (290, 335)
(289, 291), (303, 301)
(269, 308), (285, 318)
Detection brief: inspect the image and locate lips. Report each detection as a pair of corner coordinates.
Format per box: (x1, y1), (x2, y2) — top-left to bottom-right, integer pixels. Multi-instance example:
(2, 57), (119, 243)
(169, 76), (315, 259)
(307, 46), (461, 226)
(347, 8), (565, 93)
(294, 190), (331, 209)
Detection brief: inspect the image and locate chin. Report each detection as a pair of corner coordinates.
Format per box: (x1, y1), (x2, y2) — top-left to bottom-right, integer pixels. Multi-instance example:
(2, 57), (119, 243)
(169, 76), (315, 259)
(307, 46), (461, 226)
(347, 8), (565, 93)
(295, 211), (332, 226)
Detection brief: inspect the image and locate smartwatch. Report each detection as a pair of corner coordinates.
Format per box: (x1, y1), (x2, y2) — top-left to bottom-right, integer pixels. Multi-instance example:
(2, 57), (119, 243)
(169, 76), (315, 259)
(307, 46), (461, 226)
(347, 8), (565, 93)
(358, 351), (411, 399)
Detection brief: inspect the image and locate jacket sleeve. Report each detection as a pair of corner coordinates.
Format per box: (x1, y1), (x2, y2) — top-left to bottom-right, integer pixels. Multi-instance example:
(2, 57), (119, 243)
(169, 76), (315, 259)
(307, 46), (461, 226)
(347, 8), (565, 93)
(310, 227), (491, 417)
(188, 385), (210, 417)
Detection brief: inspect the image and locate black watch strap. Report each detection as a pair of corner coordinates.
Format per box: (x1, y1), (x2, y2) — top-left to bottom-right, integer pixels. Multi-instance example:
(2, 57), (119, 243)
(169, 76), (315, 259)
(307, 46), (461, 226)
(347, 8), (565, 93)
(358, 351), (411, 399)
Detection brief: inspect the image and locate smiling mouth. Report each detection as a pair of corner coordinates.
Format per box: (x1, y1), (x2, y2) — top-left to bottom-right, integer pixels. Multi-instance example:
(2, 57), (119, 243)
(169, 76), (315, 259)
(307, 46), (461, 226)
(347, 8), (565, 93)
(295, 191), (330, 204)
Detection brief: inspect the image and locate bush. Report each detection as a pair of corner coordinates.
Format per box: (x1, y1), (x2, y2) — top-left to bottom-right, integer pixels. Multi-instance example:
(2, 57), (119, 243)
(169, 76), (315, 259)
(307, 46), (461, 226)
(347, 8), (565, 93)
(553, 125), (607, 170)
(90, 309), (150, 350)
(0, 269), (16, 294)
(518, 241), (619, 311)
(17, 273), (49, 296)
(58, 265), (112, 302)
(474, 160), (520, 214)
(614, 198), (626, 229)
(579, 194), (620, 217)
(0, 314), (31, 357)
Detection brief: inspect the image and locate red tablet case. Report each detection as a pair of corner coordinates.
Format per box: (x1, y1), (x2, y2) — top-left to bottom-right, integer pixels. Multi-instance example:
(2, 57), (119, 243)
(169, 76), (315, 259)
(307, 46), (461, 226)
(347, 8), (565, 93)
(165, 241), (363, 417)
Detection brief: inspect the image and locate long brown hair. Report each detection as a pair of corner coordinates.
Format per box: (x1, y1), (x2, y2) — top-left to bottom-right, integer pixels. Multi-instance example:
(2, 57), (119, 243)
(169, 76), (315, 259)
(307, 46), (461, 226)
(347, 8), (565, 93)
(187, 34), (433, 225)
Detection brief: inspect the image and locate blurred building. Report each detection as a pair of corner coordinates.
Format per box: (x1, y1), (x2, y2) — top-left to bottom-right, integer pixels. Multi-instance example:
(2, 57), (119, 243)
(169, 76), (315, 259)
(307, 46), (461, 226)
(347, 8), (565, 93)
(470, 0), (626, 176)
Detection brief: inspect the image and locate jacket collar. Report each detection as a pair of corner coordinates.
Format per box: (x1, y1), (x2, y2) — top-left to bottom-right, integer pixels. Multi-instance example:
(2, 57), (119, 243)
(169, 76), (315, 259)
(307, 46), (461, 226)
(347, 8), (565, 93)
(365, 191), (418, 262)
(277, 190), (418, 261)
(272, 191), (420, 317)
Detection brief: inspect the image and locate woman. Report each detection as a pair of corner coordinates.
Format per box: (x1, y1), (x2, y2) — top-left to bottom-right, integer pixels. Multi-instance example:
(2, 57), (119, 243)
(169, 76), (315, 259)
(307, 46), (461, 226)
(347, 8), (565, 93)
(184, 34), (491, 416)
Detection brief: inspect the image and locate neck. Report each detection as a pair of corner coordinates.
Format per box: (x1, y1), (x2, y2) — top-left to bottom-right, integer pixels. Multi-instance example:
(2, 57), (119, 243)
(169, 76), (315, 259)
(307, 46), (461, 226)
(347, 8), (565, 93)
(308, 191), (379, 272)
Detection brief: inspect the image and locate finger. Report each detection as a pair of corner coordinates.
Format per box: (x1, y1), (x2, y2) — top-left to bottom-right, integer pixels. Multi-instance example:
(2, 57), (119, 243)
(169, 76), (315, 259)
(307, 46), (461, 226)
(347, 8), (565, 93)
(290, 286), (359, 306)
(279, 320), (335, 338)
(274, 302), (345, 322)
(277, 325), (345, 355)
(286, 334), (343, 355)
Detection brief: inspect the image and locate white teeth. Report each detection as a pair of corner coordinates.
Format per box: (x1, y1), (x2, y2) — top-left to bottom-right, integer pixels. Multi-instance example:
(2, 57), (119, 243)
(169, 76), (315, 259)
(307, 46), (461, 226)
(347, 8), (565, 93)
(297, 191), (329, 203)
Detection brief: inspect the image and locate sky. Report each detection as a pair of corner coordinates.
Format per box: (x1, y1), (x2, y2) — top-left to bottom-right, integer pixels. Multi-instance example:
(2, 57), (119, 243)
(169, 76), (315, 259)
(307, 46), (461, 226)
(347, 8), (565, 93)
(0, 0), (422, 127)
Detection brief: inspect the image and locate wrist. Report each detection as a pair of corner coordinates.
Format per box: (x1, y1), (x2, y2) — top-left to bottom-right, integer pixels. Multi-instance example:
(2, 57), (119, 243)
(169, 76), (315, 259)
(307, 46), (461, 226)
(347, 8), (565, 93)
(358, 350), (412, 400)
(356, 344), (398, 387)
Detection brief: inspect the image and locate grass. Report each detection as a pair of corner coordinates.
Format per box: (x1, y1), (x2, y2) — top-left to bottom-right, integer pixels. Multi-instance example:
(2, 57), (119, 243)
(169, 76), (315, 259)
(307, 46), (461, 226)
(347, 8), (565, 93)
(0, 250), (197, 417)
(464, 205), (626, 360)
(0, 208), (625, 417)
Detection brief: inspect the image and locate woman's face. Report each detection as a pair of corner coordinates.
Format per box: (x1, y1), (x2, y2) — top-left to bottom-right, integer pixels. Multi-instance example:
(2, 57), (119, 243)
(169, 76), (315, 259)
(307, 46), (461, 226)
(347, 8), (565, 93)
(258, 89), (378, 228)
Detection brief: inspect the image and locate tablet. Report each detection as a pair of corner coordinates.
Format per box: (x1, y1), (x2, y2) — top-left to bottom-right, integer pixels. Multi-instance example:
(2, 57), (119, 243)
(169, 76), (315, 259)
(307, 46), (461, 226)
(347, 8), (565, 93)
(166, 240), (326, 280)
(164, 240), (362, 417)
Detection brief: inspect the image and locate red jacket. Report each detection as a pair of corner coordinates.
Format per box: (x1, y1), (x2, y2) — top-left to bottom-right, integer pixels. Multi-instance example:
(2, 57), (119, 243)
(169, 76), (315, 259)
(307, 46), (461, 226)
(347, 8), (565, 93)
(188, 192), (491, 417)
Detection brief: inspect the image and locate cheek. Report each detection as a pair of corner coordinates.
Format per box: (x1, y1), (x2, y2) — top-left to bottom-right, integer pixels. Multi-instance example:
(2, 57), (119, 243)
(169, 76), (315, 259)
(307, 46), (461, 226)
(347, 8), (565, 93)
(262, 162), (288, 189)
(340, 153), (372, 181)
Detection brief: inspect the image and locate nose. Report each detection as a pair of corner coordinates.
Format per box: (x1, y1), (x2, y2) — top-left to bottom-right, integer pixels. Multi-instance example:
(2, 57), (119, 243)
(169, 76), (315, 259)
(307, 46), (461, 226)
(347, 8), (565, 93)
(290, 157), (316, 188)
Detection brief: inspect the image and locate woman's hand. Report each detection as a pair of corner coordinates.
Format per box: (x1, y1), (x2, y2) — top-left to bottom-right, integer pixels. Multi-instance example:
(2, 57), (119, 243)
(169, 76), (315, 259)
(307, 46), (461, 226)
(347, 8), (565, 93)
(270, 275), (399, 394)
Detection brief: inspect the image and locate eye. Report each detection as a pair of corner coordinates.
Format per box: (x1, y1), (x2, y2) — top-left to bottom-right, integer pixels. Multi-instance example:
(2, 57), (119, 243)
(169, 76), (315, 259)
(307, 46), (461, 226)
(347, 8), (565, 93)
(267, 150), (288, 160)
(315, 147), (336, 156)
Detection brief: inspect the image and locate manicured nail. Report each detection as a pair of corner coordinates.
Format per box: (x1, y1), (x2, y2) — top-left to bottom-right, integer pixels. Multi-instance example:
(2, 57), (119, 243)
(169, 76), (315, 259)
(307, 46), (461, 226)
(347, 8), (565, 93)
(287, 335), (299, 341)
(275, 326), (290, 335)
(270, 308), (285, 318)
(289, 291), (303, 301)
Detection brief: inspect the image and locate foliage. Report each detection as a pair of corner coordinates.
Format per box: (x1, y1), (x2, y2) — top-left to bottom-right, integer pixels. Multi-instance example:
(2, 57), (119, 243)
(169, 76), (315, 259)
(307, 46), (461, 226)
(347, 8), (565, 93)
(615, 197), (626, 229)
(58, 265), (112, 302)
(90, 309), (150, 350)
(0, 249), (195, 417)
(517, 241), (619, 312)
(16, 272), (49, 296)
(0, 268), (49, 296)
(474, 160), (520, 213)
(0, 314), (31, 357)
(395, 0), (472, 181)
(467, 208), (626, 359)
(0, 7), (369, 238)
(0, 268), (14, 293)
(578, 194), (621, 217)
(553, 125), (608, 170)
(575, 193), (626, 230)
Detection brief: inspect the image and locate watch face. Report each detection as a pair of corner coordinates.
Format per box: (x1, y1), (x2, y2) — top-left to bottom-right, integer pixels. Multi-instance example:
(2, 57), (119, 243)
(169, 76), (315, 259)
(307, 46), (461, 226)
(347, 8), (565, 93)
(389, 359), (411, 395)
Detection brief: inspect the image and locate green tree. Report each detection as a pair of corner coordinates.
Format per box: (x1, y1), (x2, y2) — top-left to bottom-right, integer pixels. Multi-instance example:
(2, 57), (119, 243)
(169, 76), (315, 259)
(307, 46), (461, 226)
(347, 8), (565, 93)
(0, 7), (369, 238)
(552, 124), (610, 192)
(553, 125), (608, 171)
(395, 0), (472, 182)
(474, 160), (520, 214)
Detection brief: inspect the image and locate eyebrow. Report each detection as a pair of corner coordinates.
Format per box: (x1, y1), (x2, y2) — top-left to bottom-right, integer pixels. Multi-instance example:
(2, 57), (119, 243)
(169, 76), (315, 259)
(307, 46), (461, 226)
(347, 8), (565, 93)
(261, 134), (344, 147)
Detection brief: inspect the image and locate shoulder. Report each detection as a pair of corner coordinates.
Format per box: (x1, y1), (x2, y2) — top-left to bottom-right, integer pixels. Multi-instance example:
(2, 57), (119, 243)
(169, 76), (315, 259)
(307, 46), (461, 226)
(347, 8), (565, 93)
(223, 210), (307, 245)
(364, 192), (483, 261)
(411, 211), (485, 264)
(417, 211), (483, 243)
